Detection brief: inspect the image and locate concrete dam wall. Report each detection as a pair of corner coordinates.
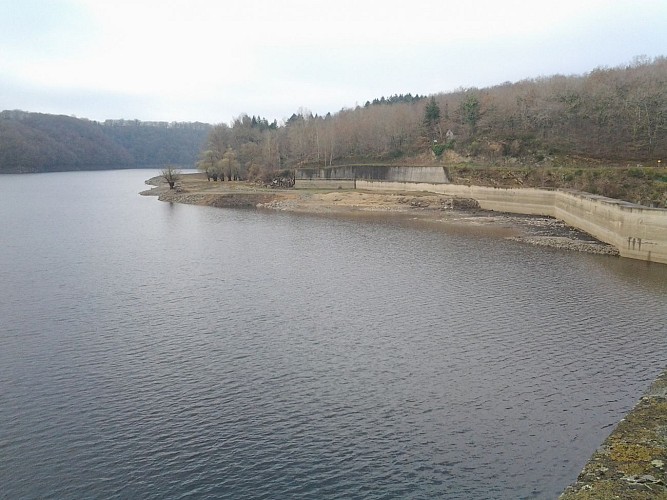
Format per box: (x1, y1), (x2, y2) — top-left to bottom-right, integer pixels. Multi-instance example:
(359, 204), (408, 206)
(355, 180), (667, 265)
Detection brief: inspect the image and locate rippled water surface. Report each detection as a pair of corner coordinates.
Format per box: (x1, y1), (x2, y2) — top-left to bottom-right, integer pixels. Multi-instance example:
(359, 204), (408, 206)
(1, 170), (666, 499)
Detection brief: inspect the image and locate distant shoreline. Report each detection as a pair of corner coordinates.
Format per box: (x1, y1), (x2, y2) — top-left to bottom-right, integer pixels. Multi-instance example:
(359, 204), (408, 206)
(141, 173), (618, 257)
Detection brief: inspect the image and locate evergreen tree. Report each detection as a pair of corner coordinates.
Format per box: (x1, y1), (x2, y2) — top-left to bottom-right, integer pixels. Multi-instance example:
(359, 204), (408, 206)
(461, 94), (480, 133)
(423, 96), (441, 141)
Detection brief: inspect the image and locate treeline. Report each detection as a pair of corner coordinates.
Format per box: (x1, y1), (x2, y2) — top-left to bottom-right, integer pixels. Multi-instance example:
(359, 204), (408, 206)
(199, 56), (667, 181)
(101, 119), (211, 167)
(364, 93), (426, 107)
(3, 57), (664, 176)
(0, 111), (211, 173)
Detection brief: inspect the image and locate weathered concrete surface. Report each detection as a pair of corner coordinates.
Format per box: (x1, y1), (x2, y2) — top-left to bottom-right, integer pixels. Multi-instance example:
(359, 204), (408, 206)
(560, 370), (667, 499)
(295, 179), (356, 189)
(355, 180), (667, 264)
(295, 165), (449, 184)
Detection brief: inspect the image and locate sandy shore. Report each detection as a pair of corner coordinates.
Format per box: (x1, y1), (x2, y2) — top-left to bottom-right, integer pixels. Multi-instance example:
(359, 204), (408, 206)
(141, 173), (619, 257)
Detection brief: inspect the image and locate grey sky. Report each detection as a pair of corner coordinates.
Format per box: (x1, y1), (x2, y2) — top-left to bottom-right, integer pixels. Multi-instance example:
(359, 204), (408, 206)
(1, 0), (665, 124)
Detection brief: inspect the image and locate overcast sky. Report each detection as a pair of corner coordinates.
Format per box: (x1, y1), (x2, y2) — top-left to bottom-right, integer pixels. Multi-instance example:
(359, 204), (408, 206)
(1, 0), (665, 124)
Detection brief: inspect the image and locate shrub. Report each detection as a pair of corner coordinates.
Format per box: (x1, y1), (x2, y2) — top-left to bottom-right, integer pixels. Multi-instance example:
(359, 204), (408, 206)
(432, 143), (447, 157)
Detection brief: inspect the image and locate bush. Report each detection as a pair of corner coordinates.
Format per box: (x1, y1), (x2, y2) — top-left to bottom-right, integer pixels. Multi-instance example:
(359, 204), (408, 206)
(432, 143), (447, 157)
(431, 140), (454, 158)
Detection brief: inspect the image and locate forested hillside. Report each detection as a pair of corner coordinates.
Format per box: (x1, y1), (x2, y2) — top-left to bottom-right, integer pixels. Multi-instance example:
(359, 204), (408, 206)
(198, 57), (667, 181)
(2, 57), (664, 177)
(0, 111), (211, 173)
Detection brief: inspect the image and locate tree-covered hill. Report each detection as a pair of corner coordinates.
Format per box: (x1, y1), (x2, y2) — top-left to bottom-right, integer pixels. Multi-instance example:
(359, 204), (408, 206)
(197, 56), (667, 182)
(3, 57), (665, 178)
(100, 119), (212, 167)
(0, 111), (211, 173)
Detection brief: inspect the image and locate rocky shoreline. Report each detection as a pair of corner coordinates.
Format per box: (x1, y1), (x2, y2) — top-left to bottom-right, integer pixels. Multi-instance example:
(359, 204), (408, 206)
(560, 370), (667, 499)
(141, 174), (619, 257)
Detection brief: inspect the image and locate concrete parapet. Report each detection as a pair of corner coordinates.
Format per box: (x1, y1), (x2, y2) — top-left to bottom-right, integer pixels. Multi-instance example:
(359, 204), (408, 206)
(356, 180), (667, 264)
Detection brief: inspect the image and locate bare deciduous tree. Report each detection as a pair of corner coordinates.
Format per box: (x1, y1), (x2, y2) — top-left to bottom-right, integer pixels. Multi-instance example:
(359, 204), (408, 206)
(161, 166), (181, 189)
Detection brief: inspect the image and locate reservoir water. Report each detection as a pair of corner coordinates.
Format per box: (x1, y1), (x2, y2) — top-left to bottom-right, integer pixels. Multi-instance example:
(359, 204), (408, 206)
(1, 169), (666, 499)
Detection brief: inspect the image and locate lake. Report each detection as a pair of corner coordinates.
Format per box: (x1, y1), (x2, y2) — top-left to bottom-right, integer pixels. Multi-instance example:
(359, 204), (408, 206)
(1, 169), (666, 499)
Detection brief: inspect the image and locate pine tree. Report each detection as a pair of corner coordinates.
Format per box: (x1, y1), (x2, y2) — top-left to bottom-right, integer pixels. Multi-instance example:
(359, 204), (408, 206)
(423, 96), (441, 126)
(423, 96), (441, 141)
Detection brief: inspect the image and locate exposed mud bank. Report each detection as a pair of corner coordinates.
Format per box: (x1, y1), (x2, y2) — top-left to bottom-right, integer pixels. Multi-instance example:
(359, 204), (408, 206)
(141, 174), (618, 257)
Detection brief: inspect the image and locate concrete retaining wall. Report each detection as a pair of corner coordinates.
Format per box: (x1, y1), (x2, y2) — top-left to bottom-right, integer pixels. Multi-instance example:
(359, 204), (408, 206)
(295, 179), (356, 190)
(295, 165), (449, 184)
(356, 180), (667, 264)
